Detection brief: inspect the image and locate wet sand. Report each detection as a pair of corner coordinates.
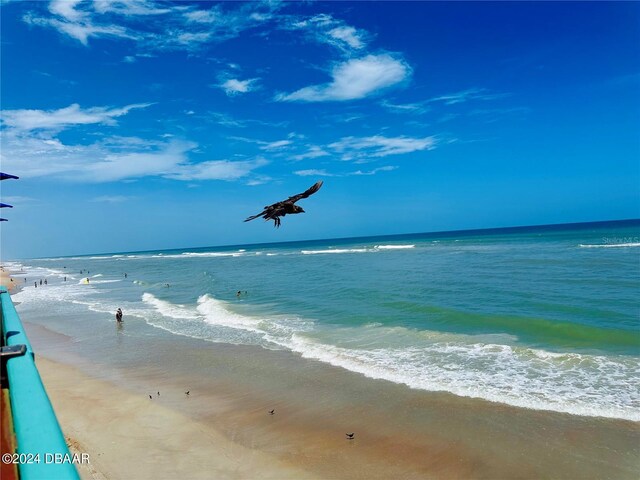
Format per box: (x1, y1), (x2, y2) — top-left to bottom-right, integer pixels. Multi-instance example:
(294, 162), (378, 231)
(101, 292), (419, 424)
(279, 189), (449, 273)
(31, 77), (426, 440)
(0, 267), (17, 292)
(26, 321), (640, 480)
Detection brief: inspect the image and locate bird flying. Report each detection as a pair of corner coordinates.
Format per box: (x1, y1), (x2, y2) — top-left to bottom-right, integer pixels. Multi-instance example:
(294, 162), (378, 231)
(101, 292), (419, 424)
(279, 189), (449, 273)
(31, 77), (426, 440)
(244, 181), (323, 228)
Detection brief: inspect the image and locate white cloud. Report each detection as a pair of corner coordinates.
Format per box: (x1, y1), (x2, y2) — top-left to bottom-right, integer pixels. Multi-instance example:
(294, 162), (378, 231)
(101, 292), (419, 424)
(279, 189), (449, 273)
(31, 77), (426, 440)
(294, 165), (397, 177)
(294, 169), (334, 177)
(1, 129), (267, 183)
(276, 54), (411, 102)
(0, 196), (36, 205)
(1, 103), (153, 132)
(49, 0), (87, 22)
(91, 195), (132, 203)
(92, 0), (173, 16)
(0, 101), (266, 183)
(167, 157), (268, 181)
(381, 100), (429, 114)
(218, 78), (259, 96)
(228, 135), (295, 151)
(293, 146), (330, 161)
(327, 26), (364, 49)
(23, 13), (136, 45)
(428, 88), (509, 105)
(329, 135), (436, 161)
(260, 139), (292, 151)
(24, 1), (281, 50)
(351, 165), (397, 175)
(0, 132), (195, 182)
(86, 140), (196, 181)
(184, 9), (218, 24)
(286, 14), (368, 52)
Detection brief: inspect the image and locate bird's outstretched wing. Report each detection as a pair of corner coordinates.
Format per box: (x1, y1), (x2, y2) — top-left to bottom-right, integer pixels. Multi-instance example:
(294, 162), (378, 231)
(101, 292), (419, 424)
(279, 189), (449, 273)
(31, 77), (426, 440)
(244, 181), (323, 223)
(285, 180), (323, 204)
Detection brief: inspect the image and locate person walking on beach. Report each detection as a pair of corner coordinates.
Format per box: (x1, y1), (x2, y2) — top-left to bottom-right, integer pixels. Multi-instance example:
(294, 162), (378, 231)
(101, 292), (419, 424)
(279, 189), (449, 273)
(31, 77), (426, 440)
(34, 282), (37, 288)
(39, 279), (42, 285)
(115, 308), (123, 323)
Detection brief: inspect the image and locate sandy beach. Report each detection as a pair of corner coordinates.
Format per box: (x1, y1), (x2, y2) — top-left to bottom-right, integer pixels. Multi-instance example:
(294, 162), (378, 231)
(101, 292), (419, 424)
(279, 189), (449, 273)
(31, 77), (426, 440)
(24, 320), (640, 480)
(0, 267), (18, 292)
(36, 357), (319, 480)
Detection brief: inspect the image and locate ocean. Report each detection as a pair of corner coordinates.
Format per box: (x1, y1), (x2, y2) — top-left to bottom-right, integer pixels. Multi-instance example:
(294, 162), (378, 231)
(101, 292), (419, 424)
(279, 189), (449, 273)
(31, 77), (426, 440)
(7, 220), (640, 421)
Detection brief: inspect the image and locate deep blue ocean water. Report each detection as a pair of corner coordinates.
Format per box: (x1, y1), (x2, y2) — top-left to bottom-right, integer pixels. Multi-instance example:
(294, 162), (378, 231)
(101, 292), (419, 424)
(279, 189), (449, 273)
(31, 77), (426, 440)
(9, 220), (640, 420)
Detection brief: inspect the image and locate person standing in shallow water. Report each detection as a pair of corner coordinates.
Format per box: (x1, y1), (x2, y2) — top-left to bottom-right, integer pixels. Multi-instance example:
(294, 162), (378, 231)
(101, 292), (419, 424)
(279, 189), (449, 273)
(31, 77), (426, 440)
(115, 308), (123, 323)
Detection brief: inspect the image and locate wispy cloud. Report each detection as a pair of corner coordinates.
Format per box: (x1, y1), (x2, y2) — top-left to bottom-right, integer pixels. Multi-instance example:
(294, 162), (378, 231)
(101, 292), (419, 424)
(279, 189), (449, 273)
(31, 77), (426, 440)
(380, 99), (429, 114)
(328, 26), (365, 49)
(1, 131), (267, 183)
(260, 139), (292, 151)
(286, 13), (369, 53)
(293, 145), (331, 161)
(1, 103), (152, 132)
(276, 54), (411, 102)
(90, 195), (133, 203)
(228, 135), (296, 151)
(23, 1), (282, 51)
(217, 77), (260, 96)
(0, 196), (36, 205)
(92, 0), (173, 17)
(208, 112), (288, 129)
(166, 157), (269, 181)
(294, 165), (397, 177)
(294, 169), (335, 177)
(49, 0), (86, 22)
(351, 165), (397, 175)
(23, 11), (136, 46)
(329, 135), (436, 161)
(1, 101), (267, 183)
(427, 88), (509, 105)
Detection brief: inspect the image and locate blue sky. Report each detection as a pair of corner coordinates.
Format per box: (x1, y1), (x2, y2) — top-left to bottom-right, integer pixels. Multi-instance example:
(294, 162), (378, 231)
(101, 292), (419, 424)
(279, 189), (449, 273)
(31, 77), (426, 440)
(1, 1), (639, 258)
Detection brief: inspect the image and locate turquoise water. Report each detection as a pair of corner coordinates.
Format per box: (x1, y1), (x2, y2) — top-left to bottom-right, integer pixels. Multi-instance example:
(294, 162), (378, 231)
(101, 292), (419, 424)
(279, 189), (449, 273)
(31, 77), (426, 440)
(9, 220), (640, 420)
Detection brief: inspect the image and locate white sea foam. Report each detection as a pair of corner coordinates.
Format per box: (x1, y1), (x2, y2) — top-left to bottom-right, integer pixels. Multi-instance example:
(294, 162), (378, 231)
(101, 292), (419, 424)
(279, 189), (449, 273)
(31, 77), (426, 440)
(142, 293), (199, 320)
(301, 245), (416, 255)
(150, 252), (245, 259)
(579, 243), (640, 248)
(134, 292), (640, 421)
(285, 332), (640, 421)
(301, 248), (369, 255)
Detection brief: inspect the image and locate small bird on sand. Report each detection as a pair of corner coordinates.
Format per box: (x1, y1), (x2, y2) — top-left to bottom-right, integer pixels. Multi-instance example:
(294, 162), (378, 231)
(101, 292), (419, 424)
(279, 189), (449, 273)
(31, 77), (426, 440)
(149, 395), (152, 400)
(185, 391), (190, 396)
(244, 181), (323, 228)
(346, 433), (355, 439)
(268, 409), (275, 415)
(157, 391), (160, 396)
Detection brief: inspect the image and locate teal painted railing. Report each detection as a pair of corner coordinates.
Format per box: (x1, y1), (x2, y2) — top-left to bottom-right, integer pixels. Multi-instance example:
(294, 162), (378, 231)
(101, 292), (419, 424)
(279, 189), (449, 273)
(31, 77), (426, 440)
(1, 288), (80, 480)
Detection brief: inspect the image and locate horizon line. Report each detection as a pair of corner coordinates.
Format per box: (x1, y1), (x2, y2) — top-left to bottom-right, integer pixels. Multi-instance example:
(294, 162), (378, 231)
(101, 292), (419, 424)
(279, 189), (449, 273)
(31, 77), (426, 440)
(16, 217), (640, 261)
